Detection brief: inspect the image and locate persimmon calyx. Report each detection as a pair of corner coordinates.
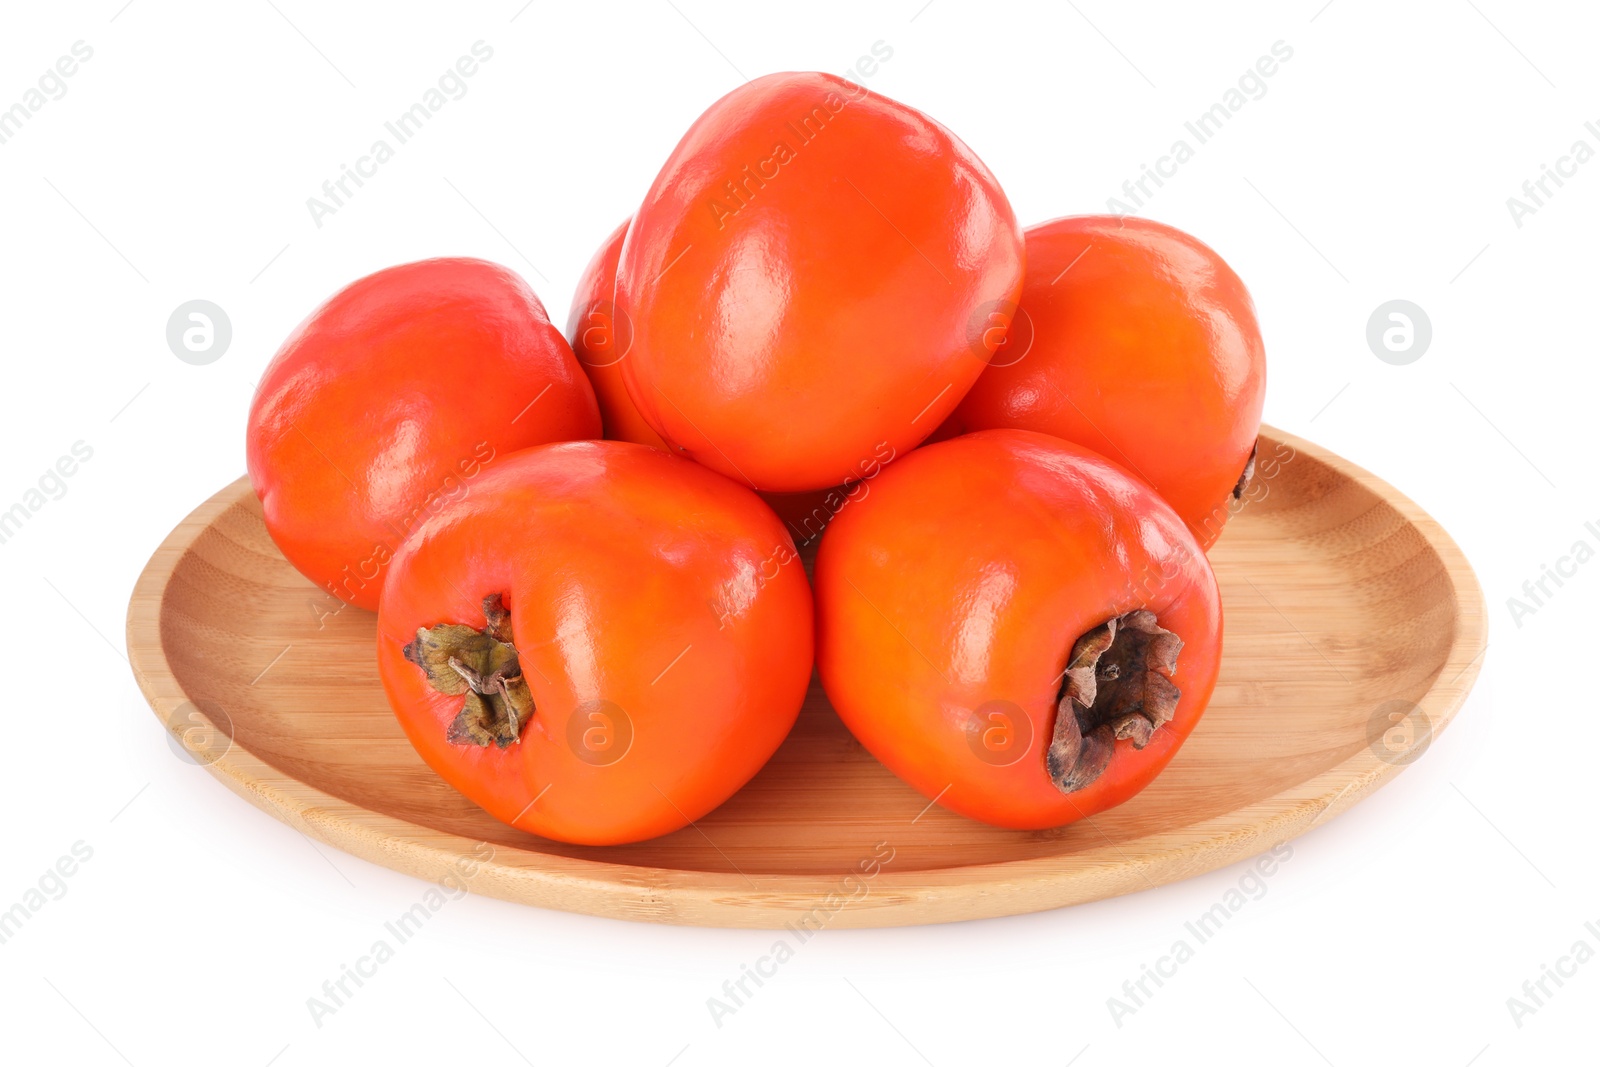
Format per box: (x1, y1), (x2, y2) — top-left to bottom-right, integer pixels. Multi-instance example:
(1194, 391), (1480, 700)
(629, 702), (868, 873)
(403, 594), (534, 749)
(1047, 609), (1183, 794)
(1233, 443), (1258, 501)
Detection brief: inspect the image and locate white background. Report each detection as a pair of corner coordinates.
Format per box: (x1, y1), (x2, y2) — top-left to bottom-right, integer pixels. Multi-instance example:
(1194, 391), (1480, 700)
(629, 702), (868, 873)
(1, 1), (1595, 1064)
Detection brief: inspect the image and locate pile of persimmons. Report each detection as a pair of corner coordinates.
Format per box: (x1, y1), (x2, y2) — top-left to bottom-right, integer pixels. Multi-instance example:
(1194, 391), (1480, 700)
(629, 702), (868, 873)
(247, 73), (1265, 846)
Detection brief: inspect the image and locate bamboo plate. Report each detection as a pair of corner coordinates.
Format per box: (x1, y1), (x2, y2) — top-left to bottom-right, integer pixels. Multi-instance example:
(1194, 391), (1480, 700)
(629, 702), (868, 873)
(126, 426), (1485, 928)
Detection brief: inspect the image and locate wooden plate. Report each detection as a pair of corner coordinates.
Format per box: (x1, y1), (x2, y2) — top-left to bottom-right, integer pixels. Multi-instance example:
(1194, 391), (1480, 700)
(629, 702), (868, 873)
(126, 426), (1485, 928)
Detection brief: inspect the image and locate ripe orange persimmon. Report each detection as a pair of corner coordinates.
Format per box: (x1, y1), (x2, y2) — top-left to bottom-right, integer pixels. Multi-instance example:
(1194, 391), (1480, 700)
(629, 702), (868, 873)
(814, 429), (1222, 830)
(940, 216), (1266, 549)
(376, 441), (814, 845)
(616, 71), (1025, 492)
(565, 217), (670, 451)
(566, 217), (866, 538)
(247, 258), (600, 610)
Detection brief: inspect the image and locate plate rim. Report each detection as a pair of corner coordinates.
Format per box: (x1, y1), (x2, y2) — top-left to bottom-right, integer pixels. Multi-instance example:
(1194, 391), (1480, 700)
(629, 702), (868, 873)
(125, 424), (1487, 927)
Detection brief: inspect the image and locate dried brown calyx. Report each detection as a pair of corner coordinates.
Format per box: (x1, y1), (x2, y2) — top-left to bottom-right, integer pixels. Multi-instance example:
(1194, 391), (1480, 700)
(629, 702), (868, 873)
(404, 594), (534, 748)
(1046, 610), (1183, 794)
(1233, 444), (1258, 501)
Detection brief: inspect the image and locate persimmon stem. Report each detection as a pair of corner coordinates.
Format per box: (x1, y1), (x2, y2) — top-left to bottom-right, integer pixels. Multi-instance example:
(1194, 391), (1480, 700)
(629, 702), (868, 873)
(403, 594), (535, 749)
(1046, 610), (1182, 794)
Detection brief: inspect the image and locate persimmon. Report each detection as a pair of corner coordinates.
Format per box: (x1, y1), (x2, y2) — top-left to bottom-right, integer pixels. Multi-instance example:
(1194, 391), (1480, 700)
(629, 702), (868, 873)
(939, 216), (1266, 549)
(247, 257), (600, 610)
(565, 217), (670, 451)
(814, 429), (1222, 830)
(375, 441), (814, 845)
(566, 218), (866, 540)
(616, 71), (1025, 492)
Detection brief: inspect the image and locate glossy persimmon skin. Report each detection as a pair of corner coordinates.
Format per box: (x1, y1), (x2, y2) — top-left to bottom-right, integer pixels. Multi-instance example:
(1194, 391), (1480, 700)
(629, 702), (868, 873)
(247, 258), (600, 610)
(616, 71), (1025, 493)
(814, 429), (1222, 830)
(941, 216), (1266, 550)
(376, 441), (814, 846)
(564, 219), (863, 543)
(565, 218), (671, 452)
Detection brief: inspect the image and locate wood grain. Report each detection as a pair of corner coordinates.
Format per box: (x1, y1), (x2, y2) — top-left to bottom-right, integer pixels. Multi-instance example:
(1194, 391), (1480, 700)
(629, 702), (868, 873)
(125, 426), (1486, 927)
